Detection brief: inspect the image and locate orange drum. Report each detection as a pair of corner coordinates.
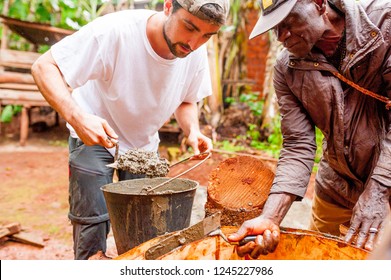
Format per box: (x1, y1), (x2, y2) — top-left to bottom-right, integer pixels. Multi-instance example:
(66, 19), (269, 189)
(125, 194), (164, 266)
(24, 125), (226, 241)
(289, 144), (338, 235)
(116, 226), (369, 260)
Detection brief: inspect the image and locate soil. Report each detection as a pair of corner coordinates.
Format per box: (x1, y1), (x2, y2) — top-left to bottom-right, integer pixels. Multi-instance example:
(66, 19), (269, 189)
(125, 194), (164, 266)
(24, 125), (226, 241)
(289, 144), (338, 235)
(0, 114), (314, 260)
(0, 116), (229, 260)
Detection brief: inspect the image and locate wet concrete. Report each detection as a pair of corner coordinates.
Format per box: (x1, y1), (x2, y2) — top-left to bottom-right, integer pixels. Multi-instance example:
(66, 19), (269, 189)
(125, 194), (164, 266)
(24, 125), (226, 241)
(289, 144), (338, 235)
(115, 149), (170, 177)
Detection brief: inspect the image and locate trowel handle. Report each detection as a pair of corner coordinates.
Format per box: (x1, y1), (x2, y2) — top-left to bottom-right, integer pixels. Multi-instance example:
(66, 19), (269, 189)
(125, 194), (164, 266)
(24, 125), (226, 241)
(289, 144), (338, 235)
(106, 136), (119, 161)
(238, 235), (256, 246)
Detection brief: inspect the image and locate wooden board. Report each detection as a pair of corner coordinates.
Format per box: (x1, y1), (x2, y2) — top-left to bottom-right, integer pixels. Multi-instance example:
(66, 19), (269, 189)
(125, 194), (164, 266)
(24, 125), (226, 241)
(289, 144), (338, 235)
(0, 49), (41, 69)
(0, 83), (38, 91)
(0, 222), (22, 239)
(0, 15), (74, 46)
(10, 232), (44, 248)
(0, 89), (46, 102)
(0, 72), (35, 84)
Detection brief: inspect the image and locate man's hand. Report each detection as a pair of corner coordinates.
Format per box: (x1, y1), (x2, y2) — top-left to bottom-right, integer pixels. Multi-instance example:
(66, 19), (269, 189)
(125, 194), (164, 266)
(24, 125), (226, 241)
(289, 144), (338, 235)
(185, 130), (213, 156)
(174, 102), (212, 156)
(345, 179), (391, 251)
(227, 216), (280, 258)
(227, 193), (296, 258)
(71, 111), (118, 149)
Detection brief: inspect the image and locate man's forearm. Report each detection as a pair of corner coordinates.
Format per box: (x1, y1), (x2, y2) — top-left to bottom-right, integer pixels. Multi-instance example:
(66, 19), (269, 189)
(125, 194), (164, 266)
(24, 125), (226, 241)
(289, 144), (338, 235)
(31, 51), (81, 125)
(261, 193), (297, 225)
(174, 102), (200, 137)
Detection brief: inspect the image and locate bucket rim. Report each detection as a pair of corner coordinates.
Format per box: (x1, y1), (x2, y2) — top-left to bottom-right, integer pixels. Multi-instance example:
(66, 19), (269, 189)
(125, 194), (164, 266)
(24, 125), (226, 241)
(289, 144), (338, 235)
(100, 177), (199, 195)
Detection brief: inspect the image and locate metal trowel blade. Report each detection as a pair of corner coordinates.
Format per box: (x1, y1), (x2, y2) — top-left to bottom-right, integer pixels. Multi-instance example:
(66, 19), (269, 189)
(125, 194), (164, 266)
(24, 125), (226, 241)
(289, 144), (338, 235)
(106, 162), (118, 169)
(144, 212), (222, 260)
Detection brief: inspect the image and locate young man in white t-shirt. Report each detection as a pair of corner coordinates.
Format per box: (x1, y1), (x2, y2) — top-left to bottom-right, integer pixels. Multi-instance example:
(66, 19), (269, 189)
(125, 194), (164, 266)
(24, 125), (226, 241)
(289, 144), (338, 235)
(31, 0), (230, 259)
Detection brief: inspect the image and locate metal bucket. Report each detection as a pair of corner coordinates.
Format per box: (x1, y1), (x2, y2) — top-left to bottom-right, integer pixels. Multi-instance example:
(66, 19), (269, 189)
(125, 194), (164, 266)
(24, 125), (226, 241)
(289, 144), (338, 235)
(101, 177), (198, 255)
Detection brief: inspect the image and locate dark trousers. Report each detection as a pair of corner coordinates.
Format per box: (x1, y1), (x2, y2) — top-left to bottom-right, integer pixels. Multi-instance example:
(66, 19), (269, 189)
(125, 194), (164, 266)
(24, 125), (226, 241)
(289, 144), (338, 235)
(68, 137), (144, 260)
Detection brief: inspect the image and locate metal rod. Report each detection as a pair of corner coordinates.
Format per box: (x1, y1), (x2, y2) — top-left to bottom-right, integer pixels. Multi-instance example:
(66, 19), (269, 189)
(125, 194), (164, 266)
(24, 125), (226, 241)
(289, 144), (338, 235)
(146, 152), (211, 193)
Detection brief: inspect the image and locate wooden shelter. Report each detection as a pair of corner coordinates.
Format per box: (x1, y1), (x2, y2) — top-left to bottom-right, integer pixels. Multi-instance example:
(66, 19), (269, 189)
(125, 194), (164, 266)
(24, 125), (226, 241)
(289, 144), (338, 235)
(0, 2), (74, 145)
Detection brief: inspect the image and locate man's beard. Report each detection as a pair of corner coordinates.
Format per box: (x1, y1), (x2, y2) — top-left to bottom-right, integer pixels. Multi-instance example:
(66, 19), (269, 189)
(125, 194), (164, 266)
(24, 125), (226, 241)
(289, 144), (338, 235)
(163, 24), (192, 58)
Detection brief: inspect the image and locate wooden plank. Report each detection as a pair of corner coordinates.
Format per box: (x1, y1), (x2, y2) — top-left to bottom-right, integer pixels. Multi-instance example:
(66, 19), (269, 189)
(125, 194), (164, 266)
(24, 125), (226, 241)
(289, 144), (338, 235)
(0, 60), (33, 69)
(0, 99), (48, 107)
(0, 15), (74, 46)
(10, 232), (45, 248)
(0, 49), (40, 69)
(0, 89), (46, 101)
(0, 83), (38, 91)
(0, 72), (35, 84)
(0, 228), (9, 238)
(0, 222), (22, 238)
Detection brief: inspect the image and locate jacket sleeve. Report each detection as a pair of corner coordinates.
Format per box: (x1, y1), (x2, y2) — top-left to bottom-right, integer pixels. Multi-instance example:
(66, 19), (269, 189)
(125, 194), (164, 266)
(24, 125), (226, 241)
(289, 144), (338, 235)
(371, 48), (391, 188)
(270, 55), (317, 199)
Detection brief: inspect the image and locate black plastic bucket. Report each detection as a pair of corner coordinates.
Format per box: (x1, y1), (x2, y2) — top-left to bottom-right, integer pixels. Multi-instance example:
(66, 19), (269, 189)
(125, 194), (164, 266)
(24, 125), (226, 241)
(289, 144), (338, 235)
(101, 177), (198, 255)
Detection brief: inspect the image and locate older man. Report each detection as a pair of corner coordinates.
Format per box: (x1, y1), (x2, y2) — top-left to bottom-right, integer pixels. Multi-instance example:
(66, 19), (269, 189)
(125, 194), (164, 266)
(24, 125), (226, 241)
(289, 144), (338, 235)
(228, 0), (391, 258)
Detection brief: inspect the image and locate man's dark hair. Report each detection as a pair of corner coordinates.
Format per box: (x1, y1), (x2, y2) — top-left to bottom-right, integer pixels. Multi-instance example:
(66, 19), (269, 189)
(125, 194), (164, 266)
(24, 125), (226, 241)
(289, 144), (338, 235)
(172, 0), (226, 25)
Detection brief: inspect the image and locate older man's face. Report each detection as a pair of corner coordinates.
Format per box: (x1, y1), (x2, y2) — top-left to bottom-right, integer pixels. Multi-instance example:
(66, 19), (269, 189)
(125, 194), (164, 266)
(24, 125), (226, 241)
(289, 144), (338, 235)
(273, 1), (327, 57)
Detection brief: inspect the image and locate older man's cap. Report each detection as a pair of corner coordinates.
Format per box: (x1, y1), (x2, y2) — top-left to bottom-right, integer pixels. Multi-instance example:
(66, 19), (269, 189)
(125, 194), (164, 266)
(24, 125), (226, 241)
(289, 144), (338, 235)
(250, 0), (297, 39)
(177, 0), (230, 19)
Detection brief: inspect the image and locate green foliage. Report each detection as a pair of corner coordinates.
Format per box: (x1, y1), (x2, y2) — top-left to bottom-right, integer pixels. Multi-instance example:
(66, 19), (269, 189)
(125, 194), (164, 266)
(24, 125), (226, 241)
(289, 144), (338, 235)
(313, 127), (324, 171)
(250, 119), (323, 165)
(215, 140), (245, 152)
(239, 93), (263, 116)
(223, 91), (324, 170)
(7, 0), (109, 30)
(1, 105), (22, 123)
(4, 0), (110, 53)
(224, 96), (235, 105)
(8, 0), (29, 20)
(225, 92), (264, 116)
(246, 123), (260, 141)
(148, 0), (164, 9)
(250, 116), (282, 158)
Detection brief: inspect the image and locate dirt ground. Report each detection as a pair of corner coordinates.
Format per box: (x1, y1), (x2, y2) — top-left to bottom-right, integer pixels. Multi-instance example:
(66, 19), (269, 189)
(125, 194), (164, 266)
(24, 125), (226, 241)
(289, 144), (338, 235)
(0, 116), (229, 260)
(0, 113), (314, 260)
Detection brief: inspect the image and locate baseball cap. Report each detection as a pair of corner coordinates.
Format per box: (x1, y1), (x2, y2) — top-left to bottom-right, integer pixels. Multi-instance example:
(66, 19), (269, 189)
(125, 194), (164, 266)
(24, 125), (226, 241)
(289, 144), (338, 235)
(249, 0), (297, 39)
(177, 0), (230, 19)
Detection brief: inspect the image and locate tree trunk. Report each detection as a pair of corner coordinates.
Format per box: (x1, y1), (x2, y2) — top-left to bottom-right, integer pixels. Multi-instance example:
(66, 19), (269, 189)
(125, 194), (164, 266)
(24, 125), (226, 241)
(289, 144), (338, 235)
(205, 156), (275, 226)
(206, 37), (223, 132)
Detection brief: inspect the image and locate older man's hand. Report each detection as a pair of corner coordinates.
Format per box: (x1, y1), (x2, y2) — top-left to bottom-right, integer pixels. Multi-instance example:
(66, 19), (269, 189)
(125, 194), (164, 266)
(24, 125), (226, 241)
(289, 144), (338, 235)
(227, 216), (280, 258)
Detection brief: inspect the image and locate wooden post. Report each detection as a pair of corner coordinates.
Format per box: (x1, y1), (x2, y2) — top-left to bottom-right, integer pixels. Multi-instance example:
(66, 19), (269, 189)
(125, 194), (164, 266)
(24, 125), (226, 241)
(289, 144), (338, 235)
(1, 0), (10, 136)
(1, 0), (10, 50)
(19, 105), (29, 146)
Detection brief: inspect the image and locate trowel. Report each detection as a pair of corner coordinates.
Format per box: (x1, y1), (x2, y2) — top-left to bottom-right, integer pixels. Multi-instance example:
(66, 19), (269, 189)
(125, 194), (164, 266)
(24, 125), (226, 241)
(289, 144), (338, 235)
(144, 212), (255, 260)
(207, 228), (257, 245)
(106, 136), (119, 169)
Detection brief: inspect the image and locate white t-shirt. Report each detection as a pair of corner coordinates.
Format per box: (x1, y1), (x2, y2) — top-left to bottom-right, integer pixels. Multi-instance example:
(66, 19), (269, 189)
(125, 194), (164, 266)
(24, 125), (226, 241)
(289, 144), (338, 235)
(51, 9), (212, 154)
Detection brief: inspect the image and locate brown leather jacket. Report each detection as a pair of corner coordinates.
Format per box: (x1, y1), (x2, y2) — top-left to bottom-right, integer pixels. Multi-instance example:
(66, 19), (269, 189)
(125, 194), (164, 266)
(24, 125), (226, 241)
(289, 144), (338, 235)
(270, 0), (391, 209)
